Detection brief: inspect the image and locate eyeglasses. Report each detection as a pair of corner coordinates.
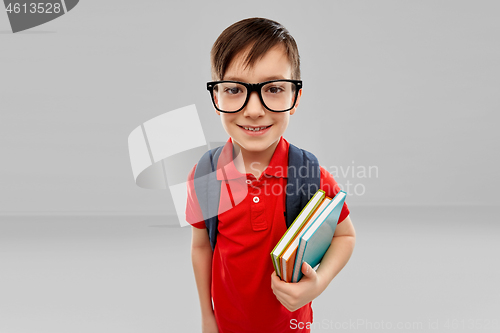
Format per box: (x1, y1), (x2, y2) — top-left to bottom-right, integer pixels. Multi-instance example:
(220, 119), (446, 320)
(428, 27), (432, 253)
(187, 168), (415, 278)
(206, 79), (302, 113)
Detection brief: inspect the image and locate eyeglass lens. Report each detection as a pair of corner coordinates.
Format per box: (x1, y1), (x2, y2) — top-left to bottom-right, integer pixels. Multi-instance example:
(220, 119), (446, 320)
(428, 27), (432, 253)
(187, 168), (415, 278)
(212, 81), (297, 112)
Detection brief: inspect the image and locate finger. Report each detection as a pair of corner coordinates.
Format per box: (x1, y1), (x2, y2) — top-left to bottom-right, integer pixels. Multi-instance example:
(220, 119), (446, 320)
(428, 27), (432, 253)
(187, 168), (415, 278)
(274, 284), (298, 308)
(272, 284), (293, 304)
(302, 262), (310, 275)
(273, 289), (291, 308)
(272, 277), (292, 294)
(274, 291), (295, 312)
(301, 262), (317, 280)
(271, 271), (282, 289)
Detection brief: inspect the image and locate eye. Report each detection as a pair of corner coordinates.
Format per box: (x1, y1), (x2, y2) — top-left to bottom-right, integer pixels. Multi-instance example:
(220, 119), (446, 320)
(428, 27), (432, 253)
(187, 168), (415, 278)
(224, 87), (242, 95)
(266, 85), (285, 94)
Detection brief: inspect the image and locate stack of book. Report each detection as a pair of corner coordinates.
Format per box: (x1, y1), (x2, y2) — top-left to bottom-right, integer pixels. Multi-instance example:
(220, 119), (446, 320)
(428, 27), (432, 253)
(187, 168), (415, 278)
(270, 189), (347, 282)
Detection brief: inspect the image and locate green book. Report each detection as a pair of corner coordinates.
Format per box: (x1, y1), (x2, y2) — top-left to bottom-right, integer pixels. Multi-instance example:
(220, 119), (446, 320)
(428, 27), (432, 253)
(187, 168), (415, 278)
(270, 189), (326, 279)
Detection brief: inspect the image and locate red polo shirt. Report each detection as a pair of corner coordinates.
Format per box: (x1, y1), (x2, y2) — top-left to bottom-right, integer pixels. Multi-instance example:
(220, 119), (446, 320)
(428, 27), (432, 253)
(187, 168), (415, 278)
(186, 136), (350, 333)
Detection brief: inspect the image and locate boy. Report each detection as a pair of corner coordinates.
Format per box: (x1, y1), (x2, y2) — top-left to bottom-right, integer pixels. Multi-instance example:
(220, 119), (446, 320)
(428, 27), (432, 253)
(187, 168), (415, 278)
(186, 18), (356, 333)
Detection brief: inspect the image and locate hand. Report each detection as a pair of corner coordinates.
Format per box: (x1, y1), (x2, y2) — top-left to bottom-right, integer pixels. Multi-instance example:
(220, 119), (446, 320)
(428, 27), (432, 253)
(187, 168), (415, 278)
(202, 312), (219, 333)
(271, 262), (323, 312)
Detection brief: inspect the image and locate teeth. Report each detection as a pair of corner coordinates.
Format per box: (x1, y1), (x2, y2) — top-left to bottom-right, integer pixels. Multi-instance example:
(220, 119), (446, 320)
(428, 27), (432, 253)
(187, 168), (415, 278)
(243, 126), (268, 131)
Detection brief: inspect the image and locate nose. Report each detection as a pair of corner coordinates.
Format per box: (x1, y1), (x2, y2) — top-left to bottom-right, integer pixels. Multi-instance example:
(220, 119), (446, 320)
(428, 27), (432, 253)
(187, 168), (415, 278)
(243, 91), (266, 118)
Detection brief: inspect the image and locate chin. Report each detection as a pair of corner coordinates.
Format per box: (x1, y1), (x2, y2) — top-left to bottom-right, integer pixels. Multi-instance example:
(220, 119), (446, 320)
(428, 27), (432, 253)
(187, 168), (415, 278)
(242, 139), (277, 152)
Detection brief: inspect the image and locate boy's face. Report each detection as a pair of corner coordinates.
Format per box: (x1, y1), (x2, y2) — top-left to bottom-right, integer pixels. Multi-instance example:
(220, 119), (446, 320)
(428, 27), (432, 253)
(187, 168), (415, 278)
(215, 44), (301, 159)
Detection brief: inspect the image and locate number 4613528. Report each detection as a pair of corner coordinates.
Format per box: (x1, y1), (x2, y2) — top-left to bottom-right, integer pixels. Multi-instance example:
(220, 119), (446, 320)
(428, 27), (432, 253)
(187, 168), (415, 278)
(5, 2), (62, 14)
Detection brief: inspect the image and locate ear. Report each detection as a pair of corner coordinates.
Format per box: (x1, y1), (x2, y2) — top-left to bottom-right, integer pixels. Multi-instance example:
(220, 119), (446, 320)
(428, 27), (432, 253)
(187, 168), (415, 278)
(290, 88), (302, 116)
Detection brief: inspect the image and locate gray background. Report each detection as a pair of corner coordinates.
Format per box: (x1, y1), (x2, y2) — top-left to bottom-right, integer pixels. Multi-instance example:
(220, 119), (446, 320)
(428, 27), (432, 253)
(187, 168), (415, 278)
(0, 1), (498, 332)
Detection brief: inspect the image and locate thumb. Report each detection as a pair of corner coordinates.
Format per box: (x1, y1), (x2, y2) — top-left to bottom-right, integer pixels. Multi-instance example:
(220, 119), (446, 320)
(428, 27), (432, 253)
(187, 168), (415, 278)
(302, 262), (314, 277)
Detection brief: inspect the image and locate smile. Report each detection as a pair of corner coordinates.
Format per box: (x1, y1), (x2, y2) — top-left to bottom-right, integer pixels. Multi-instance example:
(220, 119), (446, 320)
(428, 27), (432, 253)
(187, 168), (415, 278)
(239, 125), (271, 131)
(237, 124), (272, 135)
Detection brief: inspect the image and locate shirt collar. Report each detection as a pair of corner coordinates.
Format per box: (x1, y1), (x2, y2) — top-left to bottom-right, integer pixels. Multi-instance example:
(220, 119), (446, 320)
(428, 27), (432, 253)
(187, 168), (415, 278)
(216, 136), (289, 180)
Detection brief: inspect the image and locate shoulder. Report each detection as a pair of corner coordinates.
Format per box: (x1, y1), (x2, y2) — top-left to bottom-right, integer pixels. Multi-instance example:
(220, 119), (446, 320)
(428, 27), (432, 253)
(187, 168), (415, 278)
(319, 165), (333, 181)
(318, 165), (350, 223)
(319, 166), (342, 198)
(186, 162), (206, 229)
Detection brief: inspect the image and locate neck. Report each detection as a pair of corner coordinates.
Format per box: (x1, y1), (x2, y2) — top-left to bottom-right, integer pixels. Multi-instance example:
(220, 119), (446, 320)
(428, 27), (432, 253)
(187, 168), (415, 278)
(232, 139), (280, 178)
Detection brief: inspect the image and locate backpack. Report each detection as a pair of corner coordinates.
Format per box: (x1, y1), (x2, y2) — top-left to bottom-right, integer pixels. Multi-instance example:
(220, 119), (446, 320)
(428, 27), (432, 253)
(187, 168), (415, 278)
(193, 142), (321, 251)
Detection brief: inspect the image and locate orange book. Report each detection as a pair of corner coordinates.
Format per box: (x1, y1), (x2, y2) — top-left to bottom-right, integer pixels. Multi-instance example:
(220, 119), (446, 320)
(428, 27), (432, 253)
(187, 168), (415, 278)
(280, 196), (332, 282)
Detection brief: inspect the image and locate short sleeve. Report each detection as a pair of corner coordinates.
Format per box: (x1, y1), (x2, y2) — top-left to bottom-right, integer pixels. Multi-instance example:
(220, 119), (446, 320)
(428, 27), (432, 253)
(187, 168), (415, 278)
(319, 166), (350, 224)
(185, 163), (206, 229)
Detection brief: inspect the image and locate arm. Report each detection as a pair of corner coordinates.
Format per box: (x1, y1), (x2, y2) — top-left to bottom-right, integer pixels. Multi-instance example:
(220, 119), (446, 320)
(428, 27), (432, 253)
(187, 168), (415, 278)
(191, 226), (219, 333)
(315, 214), (356, 290)
(271, 215), (356, 312)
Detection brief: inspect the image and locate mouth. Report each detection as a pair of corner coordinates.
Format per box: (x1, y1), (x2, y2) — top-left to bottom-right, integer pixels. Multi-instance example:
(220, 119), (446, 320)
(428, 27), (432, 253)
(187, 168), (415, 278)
(237, 124), (272, 133)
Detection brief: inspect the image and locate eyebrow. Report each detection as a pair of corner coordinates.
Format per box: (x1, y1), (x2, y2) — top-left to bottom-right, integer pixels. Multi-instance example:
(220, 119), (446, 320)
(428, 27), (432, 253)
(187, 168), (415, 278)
(223, 75), (287, 82)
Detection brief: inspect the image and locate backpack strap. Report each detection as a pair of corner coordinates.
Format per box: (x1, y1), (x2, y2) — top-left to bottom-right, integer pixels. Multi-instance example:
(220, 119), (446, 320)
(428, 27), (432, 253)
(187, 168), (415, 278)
(193, 145), (224, 251)
(285, 144), (321, 228)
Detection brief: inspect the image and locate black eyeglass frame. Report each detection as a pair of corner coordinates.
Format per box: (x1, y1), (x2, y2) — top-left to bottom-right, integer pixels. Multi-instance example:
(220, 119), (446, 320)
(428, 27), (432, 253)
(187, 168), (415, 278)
(206, 79), (303, 113)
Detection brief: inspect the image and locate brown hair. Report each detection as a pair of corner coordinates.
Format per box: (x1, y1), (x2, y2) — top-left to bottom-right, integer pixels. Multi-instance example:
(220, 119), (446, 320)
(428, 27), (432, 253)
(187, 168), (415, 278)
(210, 18), (300, 81)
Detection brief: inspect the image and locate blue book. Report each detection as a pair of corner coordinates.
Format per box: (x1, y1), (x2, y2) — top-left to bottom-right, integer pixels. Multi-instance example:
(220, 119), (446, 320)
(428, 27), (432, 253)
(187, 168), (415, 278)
(291, 191), (347, 283)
